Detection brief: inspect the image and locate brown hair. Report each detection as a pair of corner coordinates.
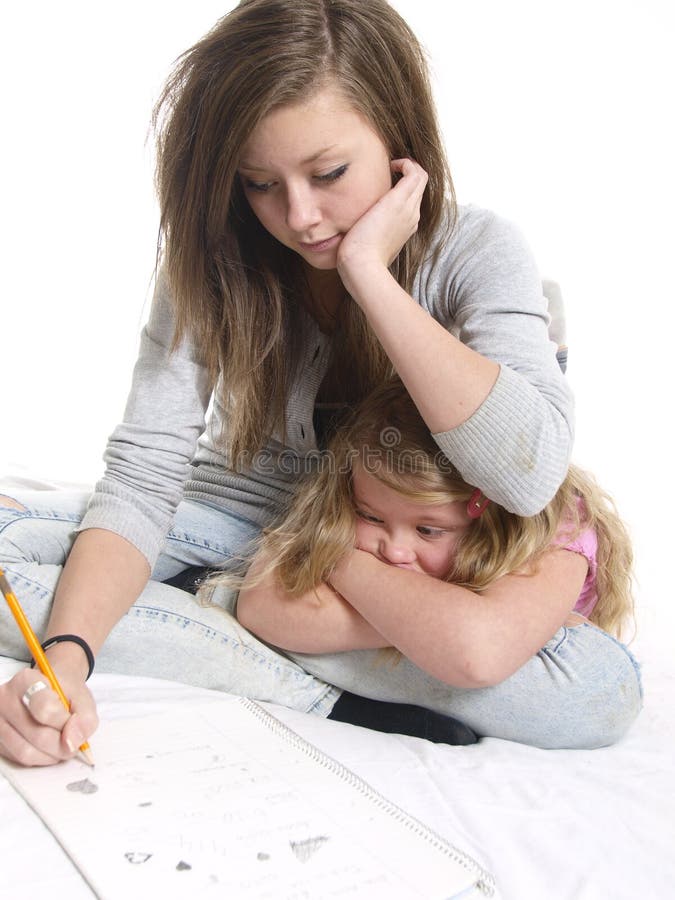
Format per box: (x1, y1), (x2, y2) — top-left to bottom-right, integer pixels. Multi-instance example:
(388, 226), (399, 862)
(153, 0), (454, 465)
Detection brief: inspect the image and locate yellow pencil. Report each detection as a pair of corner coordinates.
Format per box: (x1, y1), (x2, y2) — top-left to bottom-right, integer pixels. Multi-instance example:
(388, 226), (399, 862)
(0, 567), (94, 766)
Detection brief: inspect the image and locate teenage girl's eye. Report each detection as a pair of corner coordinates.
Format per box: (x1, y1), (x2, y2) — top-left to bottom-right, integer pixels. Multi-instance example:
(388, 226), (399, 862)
(243, 178), (274, 194)
(315, 164), (348, 184)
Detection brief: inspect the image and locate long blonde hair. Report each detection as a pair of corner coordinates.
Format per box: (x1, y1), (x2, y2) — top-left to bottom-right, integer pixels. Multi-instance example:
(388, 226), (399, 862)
(152, 0), (454, 466)
(243, 379), (635, 639)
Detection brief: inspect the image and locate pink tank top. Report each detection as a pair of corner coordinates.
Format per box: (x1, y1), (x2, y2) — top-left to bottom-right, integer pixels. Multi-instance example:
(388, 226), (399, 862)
(553, 507), (599, 617)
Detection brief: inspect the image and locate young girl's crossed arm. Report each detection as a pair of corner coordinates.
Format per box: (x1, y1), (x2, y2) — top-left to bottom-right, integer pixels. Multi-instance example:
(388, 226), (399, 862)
(237, 551), (390, 653)
(236, 546), (588, 689)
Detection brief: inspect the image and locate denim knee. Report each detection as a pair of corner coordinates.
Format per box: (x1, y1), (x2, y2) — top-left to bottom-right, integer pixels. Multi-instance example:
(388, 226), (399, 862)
(534, 624), (643, 749)
(289, 625), (644, 750)
(0, 493), (31, 563)
(0, 490), (89, 566)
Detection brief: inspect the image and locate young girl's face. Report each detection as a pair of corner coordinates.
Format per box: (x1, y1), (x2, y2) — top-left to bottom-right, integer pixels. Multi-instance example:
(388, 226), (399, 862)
(238, 83), (392, 270)
(351, 465), (472, 579)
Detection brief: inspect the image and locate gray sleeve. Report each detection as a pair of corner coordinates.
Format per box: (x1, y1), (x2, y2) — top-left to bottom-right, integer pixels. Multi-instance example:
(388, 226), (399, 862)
(426, 208), (574, 515)
(78, 271), (213, 566)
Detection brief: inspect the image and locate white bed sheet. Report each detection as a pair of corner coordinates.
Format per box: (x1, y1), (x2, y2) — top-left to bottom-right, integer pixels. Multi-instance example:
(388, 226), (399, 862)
(1, 474), (674, 899)
(1, 650), (674, 900)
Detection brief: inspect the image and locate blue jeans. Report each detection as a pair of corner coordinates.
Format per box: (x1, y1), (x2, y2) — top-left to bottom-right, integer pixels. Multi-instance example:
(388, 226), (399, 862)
(0, 490), (642, 748)
(0, 490), (339, 716)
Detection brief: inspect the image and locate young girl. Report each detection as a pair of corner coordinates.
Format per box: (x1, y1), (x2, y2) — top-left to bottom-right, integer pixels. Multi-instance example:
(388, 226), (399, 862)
(1, 0), (573, 766)
(231, 379), (641, 749)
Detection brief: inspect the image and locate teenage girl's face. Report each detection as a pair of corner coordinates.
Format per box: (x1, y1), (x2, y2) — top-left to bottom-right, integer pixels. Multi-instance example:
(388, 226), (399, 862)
(351, 466), (472, 579)
(238, 84), (392, 270)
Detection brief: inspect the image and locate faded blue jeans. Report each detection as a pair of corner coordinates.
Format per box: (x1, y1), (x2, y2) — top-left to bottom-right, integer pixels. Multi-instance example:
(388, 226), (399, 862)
(0, 489), (642, 749)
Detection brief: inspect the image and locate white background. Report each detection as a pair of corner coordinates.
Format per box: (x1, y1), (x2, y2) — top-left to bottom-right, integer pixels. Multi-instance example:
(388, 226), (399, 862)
(2, 1), (674, 650)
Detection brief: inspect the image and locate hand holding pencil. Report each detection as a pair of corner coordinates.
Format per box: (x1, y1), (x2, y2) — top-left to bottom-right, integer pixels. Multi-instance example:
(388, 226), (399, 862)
(0, 567), (95, 767)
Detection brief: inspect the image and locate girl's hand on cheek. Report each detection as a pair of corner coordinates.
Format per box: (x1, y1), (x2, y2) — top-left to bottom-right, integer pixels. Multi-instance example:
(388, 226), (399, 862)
(337, 158), (428, 288)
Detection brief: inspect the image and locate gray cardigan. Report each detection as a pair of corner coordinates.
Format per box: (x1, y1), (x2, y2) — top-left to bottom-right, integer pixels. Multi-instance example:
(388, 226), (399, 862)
(81, 205), (574, 566)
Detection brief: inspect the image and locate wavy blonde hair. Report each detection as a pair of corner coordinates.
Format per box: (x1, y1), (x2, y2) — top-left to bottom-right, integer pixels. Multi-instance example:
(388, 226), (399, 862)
(152, 0), (454, 465)
(233, 379), (635, 640)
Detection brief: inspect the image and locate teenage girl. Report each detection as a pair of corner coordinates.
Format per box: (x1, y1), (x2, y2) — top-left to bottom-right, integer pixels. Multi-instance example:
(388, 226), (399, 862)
(1, 0), (573, 765)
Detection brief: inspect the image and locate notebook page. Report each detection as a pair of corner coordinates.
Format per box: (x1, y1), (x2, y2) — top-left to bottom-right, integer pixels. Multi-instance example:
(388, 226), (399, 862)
(0, 695), (494, 899)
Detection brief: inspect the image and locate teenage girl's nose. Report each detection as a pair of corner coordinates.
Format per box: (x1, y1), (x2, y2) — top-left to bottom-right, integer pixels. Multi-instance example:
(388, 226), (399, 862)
(378, 533), (416, 566)
(285, 183), (321, 233)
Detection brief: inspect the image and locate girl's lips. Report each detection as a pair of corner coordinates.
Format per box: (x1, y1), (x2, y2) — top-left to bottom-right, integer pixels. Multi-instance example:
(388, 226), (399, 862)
(299, 234), (341, 253)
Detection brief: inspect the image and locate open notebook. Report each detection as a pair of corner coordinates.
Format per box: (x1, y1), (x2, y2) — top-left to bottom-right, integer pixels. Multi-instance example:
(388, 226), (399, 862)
(0, 693), (494, 899)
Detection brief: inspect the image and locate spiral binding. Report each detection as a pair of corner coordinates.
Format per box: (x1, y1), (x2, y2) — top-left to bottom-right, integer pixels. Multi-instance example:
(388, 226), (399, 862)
(239, 697), (496, 897)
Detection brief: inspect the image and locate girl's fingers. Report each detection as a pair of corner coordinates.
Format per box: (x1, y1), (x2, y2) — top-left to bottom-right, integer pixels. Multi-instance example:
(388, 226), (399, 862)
(61, 709), (97, 757)
(0, 676), (70, 766)
(389, 159), (428, 227)
(12, 670), (70, 729)
(61, 679), (99, 742)
(337, 158), (429, 279)
(25, 676), (99, 755)
(390, 158), (429, 195)
(0, 717), (63, 767)
(0, 668), (98, 766)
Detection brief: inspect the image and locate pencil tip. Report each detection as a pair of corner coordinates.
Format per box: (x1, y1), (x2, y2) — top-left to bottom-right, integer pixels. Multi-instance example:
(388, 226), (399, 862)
(80, 747), (96, 767)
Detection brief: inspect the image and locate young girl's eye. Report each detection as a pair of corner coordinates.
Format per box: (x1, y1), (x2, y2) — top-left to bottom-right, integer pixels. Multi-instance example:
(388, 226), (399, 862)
(417, 526), (447, 539)
(315, 164), (348, 184)
(355, 508), (382, 524)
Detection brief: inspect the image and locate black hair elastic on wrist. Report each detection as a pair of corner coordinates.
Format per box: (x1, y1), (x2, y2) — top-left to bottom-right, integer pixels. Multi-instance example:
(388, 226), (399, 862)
(30, 634), (95, 681)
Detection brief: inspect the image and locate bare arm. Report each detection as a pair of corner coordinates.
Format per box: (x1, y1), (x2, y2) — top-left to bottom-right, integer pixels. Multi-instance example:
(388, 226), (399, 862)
(47, 528), (151, 655)
(337, 158), (500, 434)
(328, 548), (589, 688)
(337, 162), (573, 514)
(236, 552), (389, 652)
(0, 529), (150, 766)
(1, 274), (211, 767)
